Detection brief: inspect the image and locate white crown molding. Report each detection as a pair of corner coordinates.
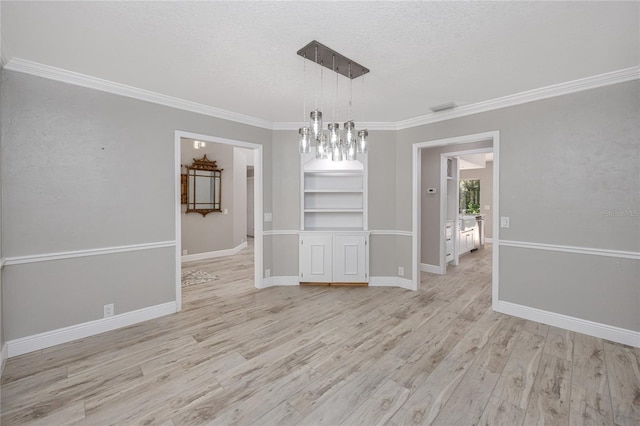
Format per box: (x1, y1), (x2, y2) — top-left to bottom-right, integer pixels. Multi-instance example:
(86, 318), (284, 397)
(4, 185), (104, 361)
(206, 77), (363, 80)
(395, 66), (640, 130)
(3, 58), (273, 130)
(273, 122), (398, 131)
(4, 58), (638, 132)
(7, 301), (177, 357)
(496, 301), (640, 348)
(3, 241), (176, 266)
(499, 240), (640, 260)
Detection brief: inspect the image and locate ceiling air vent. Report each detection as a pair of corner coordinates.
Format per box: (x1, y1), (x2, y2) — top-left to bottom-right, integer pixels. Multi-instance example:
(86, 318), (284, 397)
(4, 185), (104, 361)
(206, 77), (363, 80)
(430, 102), (457, 112)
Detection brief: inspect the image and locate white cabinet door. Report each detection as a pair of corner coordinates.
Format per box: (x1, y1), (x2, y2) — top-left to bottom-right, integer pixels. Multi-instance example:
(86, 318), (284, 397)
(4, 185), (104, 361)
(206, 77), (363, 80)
(333, 235), (367, 282)
(299, 235), (332, 282)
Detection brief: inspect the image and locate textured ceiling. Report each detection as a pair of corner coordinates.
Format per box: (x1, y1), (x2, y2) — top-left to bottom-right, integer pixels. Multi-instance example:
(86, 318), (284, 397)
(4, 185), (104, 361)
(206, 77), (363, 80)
(2, 1), (639, 123)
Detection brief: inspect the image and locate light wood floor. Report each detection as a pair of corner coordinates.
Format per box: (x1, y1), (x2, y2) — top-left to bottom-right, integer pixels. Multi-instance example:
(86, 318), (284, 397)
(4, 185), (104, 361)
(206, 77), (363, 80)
(2, 240), (639, 425)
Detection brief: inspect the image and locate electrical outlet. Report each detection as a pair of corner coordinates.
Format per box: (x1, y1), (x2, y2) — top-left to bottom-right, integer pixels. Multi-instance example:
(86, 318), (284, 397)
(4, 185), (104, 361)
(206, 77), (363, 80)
(223, 209), (228, 215)
(265, 269), (271, 278)
(264, 213), (272, 222)
(500, 217), (510, 228)
(182, 249), (188, 255)
(103, 303), (114, 318)
(398, 266), (404, 276)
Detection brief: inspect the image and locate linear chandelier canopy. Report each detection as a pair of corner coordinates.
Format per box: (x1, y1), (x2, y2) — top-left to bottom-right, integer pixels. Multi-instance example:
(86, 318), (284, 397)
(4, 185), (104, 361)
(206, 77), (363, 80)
(297, 40), (370, 79)
(298, 40), (370, 161)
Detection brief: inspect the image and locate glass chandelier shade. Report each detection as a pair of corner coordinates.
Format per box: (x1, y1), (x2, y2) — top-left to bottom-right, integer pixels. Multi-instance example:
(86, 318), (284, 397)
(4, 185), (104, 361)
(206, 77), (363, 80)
(332, 139), (344, 162)
(316, 132), (329, 159)
(310, 110), (323, 140)
(298, 127), (311, 154)
(357, 129), (368, 154)
(328, 123), (340, 147)
(344, 120), (356, 144)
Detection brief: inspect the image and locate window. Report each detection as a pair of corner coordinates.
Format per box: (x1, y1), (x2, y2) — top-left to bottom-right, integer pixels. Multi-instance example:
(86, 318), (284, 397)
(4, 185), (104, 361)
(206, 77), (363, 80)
(459, 179), (480, 214)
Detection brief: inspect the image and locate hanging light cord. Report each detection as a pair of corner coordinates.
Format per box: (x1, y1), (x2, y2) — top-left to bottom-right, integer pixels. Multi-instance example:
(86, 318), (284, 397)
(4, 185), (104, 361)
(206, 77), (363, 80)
(361, 68), (365, 124)
(348, 63), (353, 120)
(314, 46), (319, 112)
(302, 54), (307, 124)
(332, 56), (337, 124)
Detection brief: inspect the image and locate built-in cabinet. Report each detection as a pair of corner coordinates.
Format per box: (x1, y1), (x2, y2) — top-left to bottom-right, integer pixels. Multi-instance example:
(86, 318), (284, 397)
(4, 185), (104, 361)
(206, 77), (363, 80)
(300, 151), (369, 285)
(299, 232), (368, 283)
(458, 216), (478, 256)
(445, 220), (454, 263)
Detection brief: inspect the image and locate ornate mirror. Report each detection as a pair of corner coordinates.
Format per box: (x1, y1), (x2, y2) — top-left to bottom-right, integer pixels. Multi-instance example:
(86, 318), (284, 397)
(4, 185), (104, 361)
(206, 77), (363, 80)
(183, 154), (223, 216)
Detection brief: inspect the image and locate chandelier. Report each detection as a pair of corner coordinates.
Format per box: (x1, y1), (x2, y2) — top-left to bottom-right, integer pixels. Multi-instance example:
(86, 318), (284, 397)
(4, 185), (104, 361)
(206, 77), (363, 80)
(297, 41), (369, 161)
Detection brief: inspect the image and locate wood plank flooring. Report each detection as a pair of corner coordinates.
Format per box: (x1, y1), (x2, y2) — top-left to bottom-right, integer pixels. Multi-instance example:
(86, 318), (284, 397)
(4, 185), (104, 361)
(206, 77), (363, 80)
(2, 240), (639, 425)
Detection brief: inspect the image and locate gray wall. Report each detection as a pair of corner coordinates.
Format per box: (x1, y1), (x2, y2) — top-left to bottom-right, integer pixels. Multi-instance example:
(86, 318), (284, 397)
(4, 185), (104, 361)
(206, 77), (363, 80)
(400, 80), (640, 332)
(1, 66), (637, 346)
(420, 141), (493, 266)
(460, 160), (493, 238)
(1, 70), (271, 340)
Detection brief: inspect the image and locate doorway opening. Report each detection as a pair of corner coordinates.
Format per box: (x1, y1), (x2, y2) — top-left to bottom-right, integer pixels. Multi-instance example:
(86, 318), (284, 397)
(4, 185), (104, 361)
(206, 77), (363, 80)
(412, 131), (499, 310)
(174, 131), (263, 310)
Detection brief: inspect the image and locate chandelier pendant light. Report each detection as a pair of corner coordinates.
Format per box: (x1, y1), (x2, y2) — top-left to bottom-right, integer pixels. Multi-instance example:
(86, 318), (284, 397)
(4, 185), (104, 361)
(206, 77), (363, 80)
(297, 40), (369, 161)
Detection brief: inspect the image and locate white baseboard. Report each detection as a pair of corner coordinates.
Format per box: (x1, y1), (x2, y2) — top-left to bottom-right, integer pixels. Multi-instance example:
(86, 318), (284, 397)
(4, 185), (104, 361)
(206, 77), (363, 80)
(420, 263), (442, 274)
(261, 276), (300, 288)
(181, 242), (247, 263)
(1, 343), (8, 376)
(485, 237), (493, 243)
(495, 300), (640, 348)
(369, 277), (416, 291)
(7, 301), (177, 358)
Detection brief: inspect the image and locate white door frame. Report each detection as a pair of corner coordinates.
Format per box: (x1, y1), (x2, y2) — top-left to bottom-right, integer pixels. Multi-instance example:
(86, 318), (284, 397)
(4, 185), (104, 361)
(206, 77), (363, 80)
(412, 130), (500, 310)
(174, 130), (264, 311)
(441, 147), (493, 269)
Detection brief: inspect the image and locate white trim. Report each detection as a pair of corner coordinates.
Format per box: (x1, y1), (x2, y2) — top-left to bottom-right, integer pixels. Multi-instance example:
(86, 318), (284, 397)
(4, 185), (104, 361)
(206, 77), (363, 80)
(181, 242), (247, 263)
(4, 58), (273, 130)
(175, 131), (264, 299)
(263, 230), (299, 236)
(5, 59), (637, 133)
(7, 302), (177, 357)
(396, 67), (640, 129)
(262, 276), (300, 288)
(369, 277), (415, 291)
(420, 263), (442, 274)
(369, 230), (413, 237)
(1, 343), (8, 376)
(496, 301), (640, 348)
(3, 241), (176, 266)
(499, 240), (640, 260)
(273, 121), (398, 131)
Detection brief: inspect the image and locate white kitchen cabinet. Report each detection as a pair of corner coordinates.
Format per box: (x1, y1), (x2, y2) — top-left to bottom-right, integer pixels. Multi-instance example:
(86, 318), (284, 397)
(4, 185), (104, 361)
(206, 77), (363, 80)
(299, 233), (369, 284)
(445, 221), (454, 263)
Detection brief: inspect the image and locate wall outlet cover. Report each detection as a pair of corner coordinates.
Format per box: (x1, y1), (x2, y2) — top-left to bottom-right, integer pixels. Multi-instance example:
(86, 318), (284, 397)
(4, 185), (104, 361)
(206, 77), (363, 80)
(265, 269), (271, 278)
(398, 266), (405, 276)
(103, 303), (114, 318)
(264, 213), (272, 222)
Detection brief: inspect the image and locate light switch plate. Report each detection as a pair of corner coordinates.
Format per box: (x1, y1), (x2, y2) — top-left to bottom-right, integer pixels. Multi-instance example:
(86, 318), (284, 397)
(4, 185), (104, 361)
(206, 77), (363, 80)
(500, 217), (510, 228)
(264, 213), (272, 222)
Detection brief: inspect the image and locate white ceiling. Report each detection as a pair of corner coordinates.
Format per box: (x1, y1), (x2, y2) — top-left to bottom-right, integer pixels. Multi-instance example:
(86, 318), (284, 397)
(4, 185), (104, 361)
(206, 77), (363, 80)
(2, 1), (638, 124)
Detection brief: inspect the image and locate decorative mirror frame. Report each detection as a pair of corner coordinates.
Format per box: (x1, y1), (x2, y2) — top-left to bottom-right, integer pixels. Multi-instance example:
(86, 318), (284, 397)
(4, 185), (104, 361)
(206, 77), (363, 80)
(183, 154), (223, 216)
